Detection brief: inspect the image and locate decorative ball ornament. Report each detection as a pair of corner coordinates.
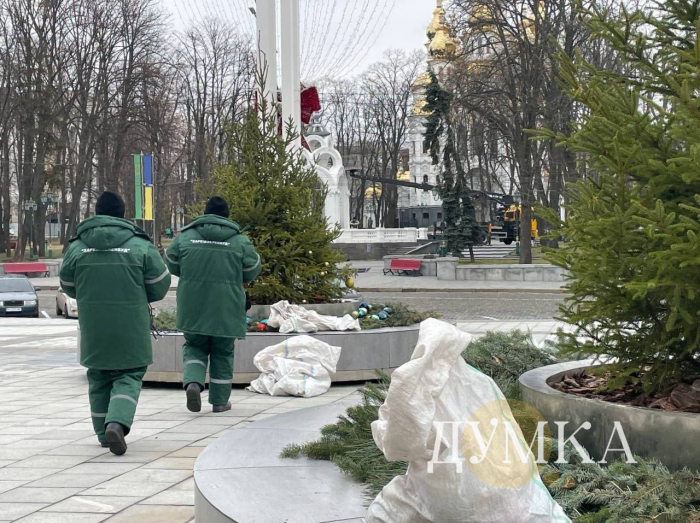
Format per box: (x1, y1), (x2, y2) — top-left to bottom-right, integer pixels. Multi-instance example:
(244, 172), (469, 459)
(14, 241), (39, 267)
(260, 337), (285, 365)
(383, 307), (393, 314)
(360, 302), (370, 310)
(302, 300), (307, 304)
(345, 278), (355, 288)
(371, 315), (380, 321)
(358, 308), (368, 317)
(256, 323), (267, 332)
(261, 319), (268, 325)
(246, 316), (252, 325)
(378, 311), (388, 320)
(324, 262), (329, 267)
(320, 271), (325, 276)
(308, 250), (313, 255)
(351, 311), (359, 319)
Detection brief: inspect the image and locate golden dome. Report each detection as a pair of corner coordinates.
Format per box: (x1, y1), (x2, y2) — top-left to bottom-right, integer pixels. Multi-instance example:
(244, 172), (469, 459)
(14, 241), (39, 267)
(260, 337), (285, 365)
(396, 160), (411, 181)
(365, 186), (382, 199)
(412, 72), (432, 90)
(429, 28), (459, 59)
(412, 98), (432, 116)
(426, 0), (445, 40)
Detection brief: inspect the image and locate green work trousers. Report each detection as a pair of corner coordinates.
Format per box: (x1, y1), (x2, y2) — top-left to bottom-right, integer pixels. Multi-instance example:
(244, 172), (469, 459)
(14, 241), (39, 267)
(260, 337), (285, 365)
(87, 367), (147, 444)
(183, 333), (234, 406)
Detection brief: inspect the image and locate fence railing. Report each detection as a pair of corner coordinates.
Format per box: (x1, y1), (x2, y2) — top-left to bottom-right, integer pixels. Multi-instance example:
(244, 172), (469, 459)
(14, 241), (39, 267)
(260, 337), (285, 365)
(335, 228), (429, 244)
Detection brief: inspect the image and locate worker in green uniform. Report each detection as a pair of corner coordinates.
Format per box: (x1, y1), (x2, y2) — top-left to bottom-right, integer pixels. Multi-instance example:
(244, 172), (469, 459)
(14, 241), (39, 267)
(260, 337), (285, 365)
(164, 196), (261, 413)
(60, 192), (171, 455)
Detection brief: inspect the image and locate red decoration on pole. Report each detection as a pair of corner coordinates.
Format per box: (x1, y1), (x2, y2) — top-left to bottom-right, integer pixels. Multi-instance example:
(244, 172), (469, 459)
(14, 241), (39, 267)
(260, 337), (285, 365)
(300, 86), (321, 125)
(254, 84), (322, 151)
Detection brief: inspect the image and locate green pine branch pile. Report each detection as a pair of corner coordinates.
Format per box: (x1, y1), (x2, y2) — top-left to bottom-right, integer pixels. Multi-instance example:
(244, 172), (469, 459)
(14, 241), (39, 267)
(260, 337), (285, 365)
(462, 330), (558, 399)
(536, 0), (700, 394)
(543, 454), (700, 522)
(358, 303), (439, 331)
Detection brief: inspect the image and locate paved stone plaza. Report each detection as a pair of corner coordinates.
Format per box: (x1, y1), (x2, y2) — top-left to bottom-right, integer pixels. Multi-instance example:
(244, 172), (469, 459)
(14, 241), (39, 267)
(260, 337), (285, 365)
(0, 292), (567, 522)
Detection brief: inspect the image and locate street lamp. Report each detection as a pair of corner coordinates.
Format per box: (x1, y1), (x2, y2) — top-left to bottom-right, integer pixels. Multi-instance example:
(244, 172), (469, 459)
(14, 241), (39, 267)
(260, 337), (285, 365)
(41, 192), (59, 258)
(23, 200), (38, 260)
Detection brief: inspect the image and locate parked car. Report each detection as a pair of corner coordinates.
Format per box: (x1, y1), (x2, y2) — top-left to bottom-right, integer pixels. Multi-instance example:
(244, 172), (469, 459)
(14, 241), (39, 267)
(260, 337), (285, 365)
(56, 288), (78, 319)
(0, 275), (39, 317)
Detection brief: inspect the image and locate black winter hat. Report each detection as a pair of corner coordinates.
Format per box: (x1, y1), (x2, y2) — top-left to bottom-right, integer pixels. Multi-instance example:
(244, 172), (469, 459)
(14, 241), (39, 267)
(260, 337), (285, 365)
(204, 196), (229, 218)
(95, 191), (125, 218)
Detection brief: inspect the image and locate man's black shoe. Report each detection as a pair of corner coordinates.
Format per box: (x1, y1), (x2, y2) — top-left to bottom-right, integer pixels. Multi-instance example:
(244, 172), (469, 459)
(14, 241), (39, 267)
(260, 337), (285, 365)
(186, 383), (202, 413)
(212, 402), (231, 413)
(105, 423), (127, 456)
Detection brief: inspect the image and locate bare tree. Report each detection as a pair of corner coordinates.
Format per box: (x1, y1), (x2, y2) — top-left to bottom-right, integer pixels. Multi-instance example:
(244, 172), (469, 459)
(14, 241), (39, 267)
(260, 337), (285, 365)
(363, 50), (422, 227)
(446, 0), (631, 260)
(175, 18), (254, 209)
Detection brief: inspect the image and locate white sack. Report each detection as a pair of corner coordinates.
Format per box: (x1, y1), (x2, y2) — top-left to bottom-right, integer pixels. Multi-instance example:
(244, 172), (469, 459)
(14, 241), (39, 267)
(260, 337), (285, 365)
(365, 318), (570, 523)
(267, 300), (360, 333)
(247, 336), (342, 397)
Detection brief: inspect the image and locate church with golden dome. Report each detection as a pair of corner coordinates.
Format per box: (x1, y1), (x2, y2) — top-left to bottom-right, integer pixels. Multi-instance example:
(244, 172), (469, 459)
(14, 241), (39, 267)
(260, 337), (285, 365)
(396, 0), (515, 230)
(397, 0), (457, 229)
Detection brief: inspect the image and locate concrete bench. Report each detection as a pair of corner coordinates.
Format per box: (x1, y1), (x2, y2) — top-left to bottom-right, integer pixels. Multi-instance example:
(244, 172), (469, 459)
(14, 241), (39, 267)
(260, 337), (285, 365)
(194, 400), (367, 522)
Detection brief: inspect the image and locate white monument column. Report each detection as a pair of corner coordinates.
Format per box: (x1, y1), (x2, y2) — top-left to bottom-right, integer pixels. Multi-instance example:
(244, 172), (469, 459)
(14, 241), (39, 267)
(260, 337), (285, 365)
(280, 0), (302, 147)
(256, 0), (278, 105)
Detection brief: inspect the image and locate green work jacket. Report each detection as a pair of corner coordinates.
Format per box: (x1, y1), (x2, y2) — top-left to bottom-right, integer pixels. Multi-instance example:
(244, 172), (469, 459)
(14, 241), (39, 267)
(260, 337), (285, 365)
(60, 216), (171, 370)
(164, 215), (261, 339)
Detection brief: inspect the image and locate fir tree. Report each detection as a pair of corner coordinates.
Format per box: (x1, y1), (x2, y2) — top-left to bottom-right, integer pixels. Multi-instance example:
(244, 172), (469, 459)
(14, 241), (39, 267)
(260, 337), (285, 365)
(201, 77), (352, 304)
(539, 0), (700, 393)
(423, 71), (484, 260)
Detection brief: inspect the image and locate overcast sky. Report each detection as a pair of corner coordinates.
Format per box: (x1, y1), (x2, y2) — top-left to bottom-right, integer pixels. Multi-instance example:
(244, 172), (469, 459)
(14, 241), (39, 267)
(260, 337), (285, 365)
(162, 0), (435, 77)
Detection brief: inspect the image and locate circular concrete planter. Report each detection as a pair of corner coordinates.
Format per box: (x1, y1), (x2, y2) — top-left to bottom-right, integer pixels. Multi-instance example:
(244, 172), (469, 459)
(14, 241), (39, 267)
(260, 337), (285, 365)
(194, 400), (366, 523)
(141, 324), (420, 384)
(76, 300), (419, 385)
(519, 361), (700, 472)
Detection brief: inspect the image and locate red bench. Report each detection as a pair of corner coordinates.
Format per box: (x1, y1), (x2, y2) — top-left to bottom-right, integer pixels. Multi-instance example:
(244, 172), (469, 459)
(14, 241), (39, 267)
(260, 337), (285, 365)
(3, 262), (49, 277)
(384, 259), (423, 276)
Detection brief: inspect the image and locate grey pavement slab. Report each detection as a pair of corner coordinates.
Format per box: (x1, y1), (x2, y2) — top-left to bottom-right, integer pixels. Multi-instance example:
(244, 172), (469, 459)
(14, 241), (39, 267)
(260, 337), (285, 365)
(0, 480), (27, 494)
(140, 480), (194, 506)
(81, 481), (173, 498)
(106, 504), (194, 522)
(0, 486), (83, 503)
(27, 474), (115, 489)
(16, 515), (110, 523)
(0, 502), (49, 521)
(41, 494), (141, 513)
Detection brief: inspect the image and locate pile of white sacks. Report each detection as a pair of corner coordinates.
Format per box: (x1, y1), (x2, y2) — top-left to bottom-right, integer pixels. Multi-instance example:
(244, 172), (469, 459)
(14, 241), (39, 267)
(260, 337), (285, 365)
(247, 301), (358, 398)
